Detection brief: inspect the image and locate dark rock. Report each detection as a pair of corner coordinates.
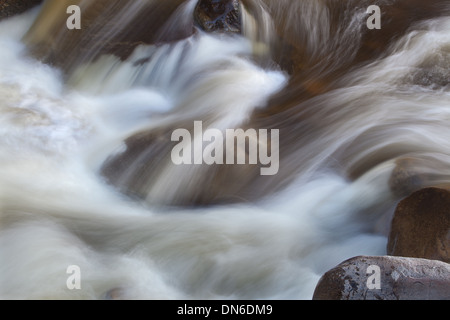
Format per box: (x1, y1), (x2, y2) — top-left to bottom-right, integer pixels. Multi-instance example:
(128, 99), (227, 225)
(0, 0), (42, 20)
(313, 256), (450, 300)
(194, 0), (241, 34)
(387, 188), (450, 263)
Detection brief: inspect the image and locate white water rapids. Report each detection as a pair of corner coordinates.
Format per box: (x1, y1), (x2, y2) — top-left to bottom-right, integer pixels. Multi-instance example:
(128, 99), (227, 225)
(1, 3), (450, 300)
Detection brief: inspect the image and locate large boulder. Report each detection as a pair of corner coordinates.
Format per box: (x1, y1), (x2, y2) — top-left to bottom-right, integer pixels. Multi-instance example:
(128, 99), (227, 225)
(0, 0), (42, 20)
(387, 188), (450, 263)
(313, 256), (450, 300)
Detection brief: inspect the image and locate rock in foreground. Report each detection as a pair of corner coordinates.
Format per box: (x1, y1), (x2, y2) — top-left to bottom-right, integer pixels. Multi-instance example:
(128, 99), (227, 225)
(388, 187), (450, 263)
(313, 256), (450, 300)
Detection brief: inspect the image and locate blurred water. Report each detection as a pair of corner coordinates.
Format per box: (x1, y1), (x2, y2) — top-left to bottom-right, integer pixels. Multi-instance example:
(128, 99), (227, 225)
(1, 1), (449, 300)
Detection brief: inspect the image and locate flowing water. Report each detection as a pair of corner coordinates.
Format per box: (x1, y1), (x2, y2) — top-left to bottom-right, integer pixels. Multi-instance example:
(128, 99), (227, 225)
(1, 0), (450, 300)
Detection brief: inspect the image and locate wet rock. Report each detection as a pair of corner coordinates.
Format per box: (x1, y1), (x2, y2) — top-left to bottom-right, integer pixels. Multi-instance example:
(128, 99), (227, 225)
(194, 0), (241, 34)
(387, 188), (450, 263)
(100, 123), (268, 207)
(24, 0), (194, 72)
(0, 0), (42, 20)
(313, 256), (450, 300)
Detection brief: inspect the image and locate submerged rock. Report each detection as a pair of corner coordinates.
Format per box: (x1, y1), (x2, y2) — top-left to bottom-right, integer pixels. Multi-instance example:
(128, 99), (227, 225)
(389, 157), (450, 198)
(388, 188), (450, 263)
(194, 0), (241, 34)
(23, 0), (194, 72)
(0, 0), (42, 20)
(313, 256), (450, 300)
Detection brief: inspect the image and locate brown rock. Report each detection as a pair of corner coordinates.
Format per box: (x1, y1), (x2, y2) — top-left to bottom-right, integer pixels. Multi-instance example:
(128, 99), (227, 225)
(313, 256), (450, 300)
(388, 188), (450, 263)
(194, 0), (241, 34)
(23, 0), (194, 72)
(0, 0), (42, 20)
(100, 122), (269, 207)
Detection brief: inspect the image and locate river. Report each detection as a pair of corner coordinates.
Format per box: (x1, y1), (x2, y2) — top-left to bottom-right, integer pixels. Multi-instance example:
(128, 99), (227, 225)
(1, 0), (449, 300)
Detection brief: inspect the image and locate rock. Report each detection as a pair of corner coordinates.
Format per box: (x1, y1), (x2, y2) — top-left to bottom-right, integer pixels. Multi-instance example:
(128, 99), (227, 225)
(387, 188), (450, 263)
(100, 123), (268, 207)
(0, 0), (42, 20)
(313, 256), (450, 300)
(194, 0), (241, 34)
(24, 0), (194, 72)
